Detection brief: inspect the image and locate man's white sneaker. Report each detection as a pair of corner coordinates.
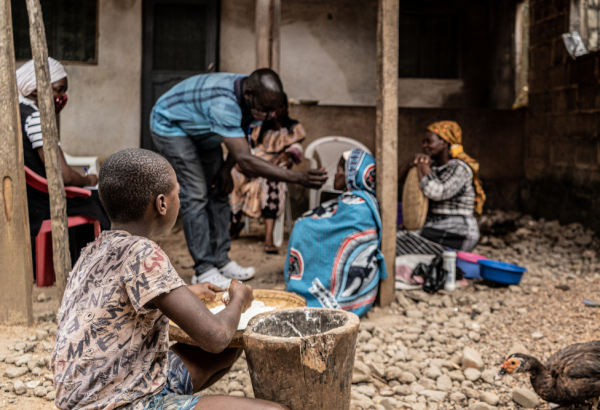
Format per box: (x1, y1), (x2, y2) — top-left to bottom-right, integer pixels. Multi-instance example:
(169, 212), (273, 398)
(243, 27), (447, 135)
(219, 261), (256, 280)
(192, 267), (232, 289)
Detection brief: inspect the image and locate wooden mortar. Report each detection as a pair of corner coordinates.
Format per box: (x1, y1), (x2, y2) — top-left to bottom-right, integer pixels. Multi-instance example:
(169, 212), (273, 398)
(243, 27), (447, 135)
(243, 308), (360, 410)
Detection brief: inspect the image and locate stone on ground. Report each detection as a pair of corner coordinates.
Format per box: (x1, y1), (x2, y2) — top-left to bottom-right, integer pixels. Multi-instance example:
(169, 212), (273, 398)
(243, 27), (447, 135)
(464, 368), (482, 381)
(479, 392), (499, 406)
(33, 386), (47, 397)
(13, 381), (26, 395)
(507, 343), (529, 357)
(436, 375), (453, 392)
(468, 402), (490, 410)
(4, 366), (29, 378)
(481, 368), (498, 384)
(512, 387), (541, 408)
(462, 347), (484, 370)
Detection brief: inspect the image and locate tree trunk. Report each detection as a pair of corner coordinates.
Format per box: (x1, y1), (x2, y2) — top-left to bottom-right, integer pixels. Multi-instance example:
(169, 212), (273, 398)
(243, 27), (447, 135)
(0, 0), (34, 325)
(376, 0), (399, 306)
(26, 0), (71, 300)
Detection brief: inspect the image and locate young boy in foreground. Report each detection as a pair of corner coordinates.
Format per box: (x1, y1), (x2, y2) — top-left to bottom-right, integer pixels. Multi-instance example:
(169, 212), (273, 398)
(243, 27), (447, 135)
(51, 149), (288, 410)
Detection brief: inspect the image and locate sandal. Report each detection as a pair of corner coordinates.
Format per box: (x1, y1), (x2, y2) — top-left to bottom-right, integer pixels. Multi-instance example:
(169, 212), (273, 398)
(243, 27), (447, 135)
(264, 244), (279, 254)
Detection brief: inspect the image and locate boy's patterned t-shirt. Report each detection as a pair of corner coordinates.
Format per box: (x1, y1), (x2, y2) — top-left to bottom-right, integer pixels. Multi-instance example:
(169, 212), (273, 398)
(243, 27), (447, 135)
(51, 230), (186, 410)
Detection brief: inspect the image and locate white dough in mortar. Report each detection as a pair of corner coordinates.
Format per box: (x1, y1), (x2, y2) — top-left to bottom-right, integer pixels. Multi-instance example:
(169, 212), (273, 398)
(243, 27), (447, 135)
(210, 300), (275, 330)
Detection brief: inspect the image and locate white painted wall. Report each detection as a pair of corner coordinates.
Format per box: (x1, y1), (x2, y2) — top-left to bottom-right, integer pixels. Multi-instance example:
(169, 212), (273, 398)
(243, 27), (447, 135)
(59, 0), (142, 160)
(219, 0), (465, 107)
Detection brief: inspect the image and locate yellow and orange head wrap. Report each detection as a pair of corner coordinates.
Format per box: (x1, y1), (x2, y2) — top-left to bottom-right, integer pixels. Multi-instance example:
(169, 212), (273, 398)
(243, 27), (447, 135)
(427, 121), (486, 214)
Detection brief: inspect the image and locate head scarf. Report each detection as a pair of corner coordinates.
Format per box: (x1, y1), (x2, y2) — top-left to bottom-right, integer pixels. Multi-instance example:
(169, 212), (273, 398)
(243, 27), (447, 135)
(427, 121), (486, 214)
(345, 149), (376, 195)
(16, 57), (67, 98)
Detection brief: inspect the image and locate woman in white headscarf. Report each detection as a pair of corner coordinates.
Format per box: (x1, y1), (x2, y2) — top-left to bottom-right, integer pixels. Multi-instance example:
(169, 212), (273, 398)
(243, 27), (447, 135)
(17, 57), (109, 238)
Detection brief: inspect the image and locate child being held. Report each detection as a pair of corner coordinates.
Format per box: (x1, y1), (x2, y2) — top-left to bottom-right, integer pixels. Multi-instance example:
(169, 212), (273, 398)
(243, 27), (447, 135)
(51, 149), (287, 410)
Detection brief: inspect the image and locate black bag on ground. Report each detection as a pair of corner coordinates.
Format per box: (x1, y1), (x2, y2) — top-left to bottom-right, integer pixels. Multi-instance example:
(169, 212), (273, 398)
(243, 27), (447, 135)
(411, 255), (447, 294)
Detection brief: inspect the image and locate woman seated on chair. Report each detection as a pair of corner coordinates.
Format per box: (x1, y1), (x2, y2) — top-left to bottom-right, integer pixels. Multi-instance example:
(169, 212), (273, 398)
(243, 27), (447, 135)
(284, 149), (387, 317)
(17, 57), (110, 237)
(396, 121), (484, 257)
(229, 97), (305, 254)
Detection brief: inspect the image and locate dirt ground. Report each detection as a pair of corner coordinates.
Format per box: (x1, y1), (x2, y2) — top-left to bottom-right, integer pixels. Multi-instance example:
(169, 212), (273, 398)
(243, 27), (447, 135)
(155, 217), (289, 289)
(2, 215), (600, 410)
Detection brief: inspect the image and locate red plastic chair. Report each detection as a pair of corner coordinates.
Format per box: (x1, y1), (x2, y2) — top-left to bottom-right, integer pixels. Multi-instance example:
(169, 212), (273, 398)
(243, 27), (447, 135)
(24, 166), (101, 287)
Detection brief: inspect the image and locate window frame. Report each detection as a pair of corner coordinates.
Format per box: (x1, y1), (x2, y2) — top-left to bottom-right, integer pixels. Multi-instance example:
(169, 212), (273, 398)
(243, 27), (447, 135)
(13, 0), (100, 65)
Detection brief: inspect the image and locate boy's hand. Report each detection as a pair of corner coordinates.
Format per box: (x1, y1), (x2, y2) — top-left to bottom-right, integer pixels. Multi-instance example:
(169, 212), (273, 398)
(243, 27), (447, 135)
(188, 283), (223, 301)
(228, 279), (254, 312)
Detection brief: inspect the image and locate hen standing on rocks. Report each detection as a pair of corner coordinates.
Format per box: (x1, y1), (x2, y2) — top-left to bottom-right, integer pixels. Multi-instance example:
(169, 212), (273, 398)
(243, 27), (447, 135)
(497, 341), (600, 409)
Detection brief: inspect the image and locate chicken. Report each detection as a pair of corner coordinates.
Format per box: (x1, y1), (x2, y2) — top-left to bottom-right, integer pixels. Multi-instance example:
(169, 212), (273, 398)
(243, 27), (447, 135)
(496, 341), (600, 409)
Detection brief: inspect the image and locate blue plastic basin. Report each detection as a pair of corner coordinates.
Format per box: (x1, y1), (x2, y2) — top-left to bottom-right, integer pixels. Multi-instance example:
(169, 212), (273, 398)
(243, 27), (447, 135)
(478, 259), (527, 285)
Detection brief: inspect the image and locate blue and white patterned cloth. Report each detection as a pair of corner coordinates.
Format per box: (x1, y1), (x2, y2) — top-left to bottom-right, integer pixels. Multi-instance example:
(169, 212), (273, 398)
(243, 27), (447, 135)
(120, 352), (201, 410)
(285, 150), (387, 317)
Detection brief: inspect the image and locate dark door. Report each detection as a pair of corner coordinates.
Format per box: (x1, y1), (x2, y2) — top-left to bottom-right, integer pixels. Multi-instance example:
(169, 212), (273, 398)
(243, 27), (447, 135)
(141, 0), (218, 150)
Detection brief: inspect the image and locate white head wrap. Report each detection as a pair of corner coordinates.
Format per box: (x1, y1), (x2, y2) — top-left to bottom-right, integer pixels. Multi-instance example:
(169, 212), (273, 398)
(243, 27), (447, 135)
(16, 57), (67, 97)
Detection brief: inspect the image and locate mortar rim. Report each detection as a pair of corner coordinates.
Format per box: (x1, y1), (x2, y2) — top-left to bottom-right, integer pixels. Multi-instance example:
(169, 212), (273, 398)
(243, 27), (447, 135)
(243, 307), (360, 344)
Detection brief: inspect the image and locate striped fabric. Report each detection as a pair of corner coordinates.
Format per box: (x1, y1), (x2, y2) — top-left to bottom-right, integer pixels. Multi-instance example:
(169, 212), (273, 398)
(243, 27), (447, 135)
(20, 97), (44, 148)
(396, 229), (445, 256)
(150, 73), (248, 150)
(396, 214), (480, 256)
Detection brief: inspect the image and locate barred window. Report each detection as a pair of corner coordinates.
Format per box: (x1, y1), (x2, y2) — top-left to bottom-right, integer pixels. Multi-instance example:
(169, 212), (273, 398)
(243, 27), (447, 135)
(12, 0), (98, 63)
(571, 0), (600, 52)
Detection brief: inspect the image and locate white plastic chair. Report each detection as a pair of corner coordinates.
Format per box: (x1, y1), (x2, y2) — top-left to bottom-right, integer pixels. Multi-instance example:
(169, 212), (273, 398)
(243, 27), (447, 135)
(63, 152), (100, 189)
(63, 153), (99, 175)
(305, 136), (372, 209)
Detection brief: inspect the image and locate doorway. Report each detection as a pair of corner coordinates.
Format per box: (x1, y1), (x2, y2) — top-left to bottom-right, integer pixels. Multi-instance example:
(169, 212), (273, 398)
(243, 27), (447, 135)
(141, 0), (218, 150)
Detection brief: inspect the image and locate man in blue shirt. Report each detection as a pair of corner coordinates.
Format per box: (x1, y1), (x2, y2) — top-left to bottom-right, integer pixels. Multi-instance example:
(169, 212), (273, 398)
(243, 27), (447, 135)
(151, 69), (326, 287)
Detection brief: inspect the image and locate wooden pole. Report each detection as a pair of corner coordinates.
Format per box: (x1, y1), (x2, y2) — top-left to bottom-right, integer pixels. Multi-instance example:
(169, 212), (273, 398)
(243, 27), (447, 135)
(376, 0), (399, 306)
(255, 0), (280, 72)
(25, 0), (71, 300)
(0, 0), (34, 325)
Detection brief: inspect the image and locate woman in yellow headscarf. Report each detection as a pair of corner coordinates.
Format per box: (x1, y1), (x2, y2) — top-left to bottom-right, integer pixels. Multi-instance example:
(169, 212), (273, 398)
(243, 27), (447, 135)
(396, 121), (485, 257)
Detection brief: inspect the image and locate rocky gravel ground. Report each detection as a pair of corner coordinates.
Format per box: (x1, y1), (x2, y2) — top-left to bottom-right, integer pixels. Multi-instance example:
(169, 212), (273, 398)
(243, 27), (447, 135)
(1, 212), (599, 409)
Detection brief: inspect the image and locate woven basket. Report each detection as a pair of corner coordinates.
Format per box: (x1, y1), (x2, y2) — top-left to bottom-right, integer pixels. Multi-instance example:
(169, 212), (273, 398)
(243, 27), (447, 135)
(402, 167), (429, 231)
(169, 289), (307, 348)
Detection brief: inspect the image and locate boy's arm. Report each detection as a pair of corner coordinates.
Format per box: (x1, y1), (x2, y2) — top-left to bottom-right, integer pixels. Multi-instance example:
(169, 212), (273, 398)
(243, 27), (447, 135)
(152, 279), (253, 353)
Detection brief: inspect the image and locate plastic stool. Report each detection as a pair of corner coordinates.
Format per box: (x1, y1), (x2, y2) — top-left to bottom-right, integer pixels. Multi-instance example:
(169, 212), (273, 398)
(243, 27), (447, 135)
(35, 216), (101, 287)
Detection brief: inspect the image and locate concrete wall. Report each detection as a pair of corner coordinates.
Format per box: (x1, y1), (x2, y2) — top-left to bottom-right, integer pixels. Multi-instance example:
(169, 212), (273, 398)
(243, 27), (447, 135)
(219, 0), (515, 109)
(522, 0), (600, 231)
(287, 105), (525, 216)
(59, 0), (142, 160)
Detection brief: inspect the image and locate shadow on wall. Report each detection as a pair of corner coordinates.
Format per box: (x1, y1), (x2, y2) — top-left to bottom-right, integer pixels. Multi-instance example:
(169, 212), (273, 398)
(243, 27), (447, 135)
(521, 175), (600, 233)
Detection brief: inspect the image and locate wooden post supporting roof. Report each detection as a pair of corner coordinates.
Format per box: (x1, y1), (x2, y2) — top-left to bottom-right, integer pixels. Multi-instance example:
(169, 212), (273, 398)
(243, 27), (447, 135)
(0, 0), (34, 325)
(255, 0), (280, 71)
(376, 0), (399, 306)
(26, 0), (71, 300)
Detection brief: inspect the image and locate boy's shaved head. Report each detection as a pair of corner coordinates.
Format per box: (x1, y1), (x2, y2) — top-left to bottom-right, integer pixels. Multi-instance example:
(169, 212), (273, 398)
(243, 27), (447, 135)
(99, 148), (176, 224)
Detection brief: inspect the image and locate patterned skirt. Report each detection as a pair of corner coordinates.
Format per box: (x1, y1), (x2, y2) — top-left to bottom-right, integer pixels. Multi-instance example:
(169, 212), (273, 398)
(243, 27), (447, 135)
(396, 214), (480, 256)
(230, 167), (286, 220)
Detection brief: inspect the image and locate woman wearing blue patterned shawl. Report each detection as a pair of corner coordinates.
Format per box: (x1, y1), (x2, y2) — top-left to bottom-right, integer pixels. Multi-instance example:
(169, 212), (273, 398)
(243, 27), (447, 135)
(284, 149), (387, 317)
